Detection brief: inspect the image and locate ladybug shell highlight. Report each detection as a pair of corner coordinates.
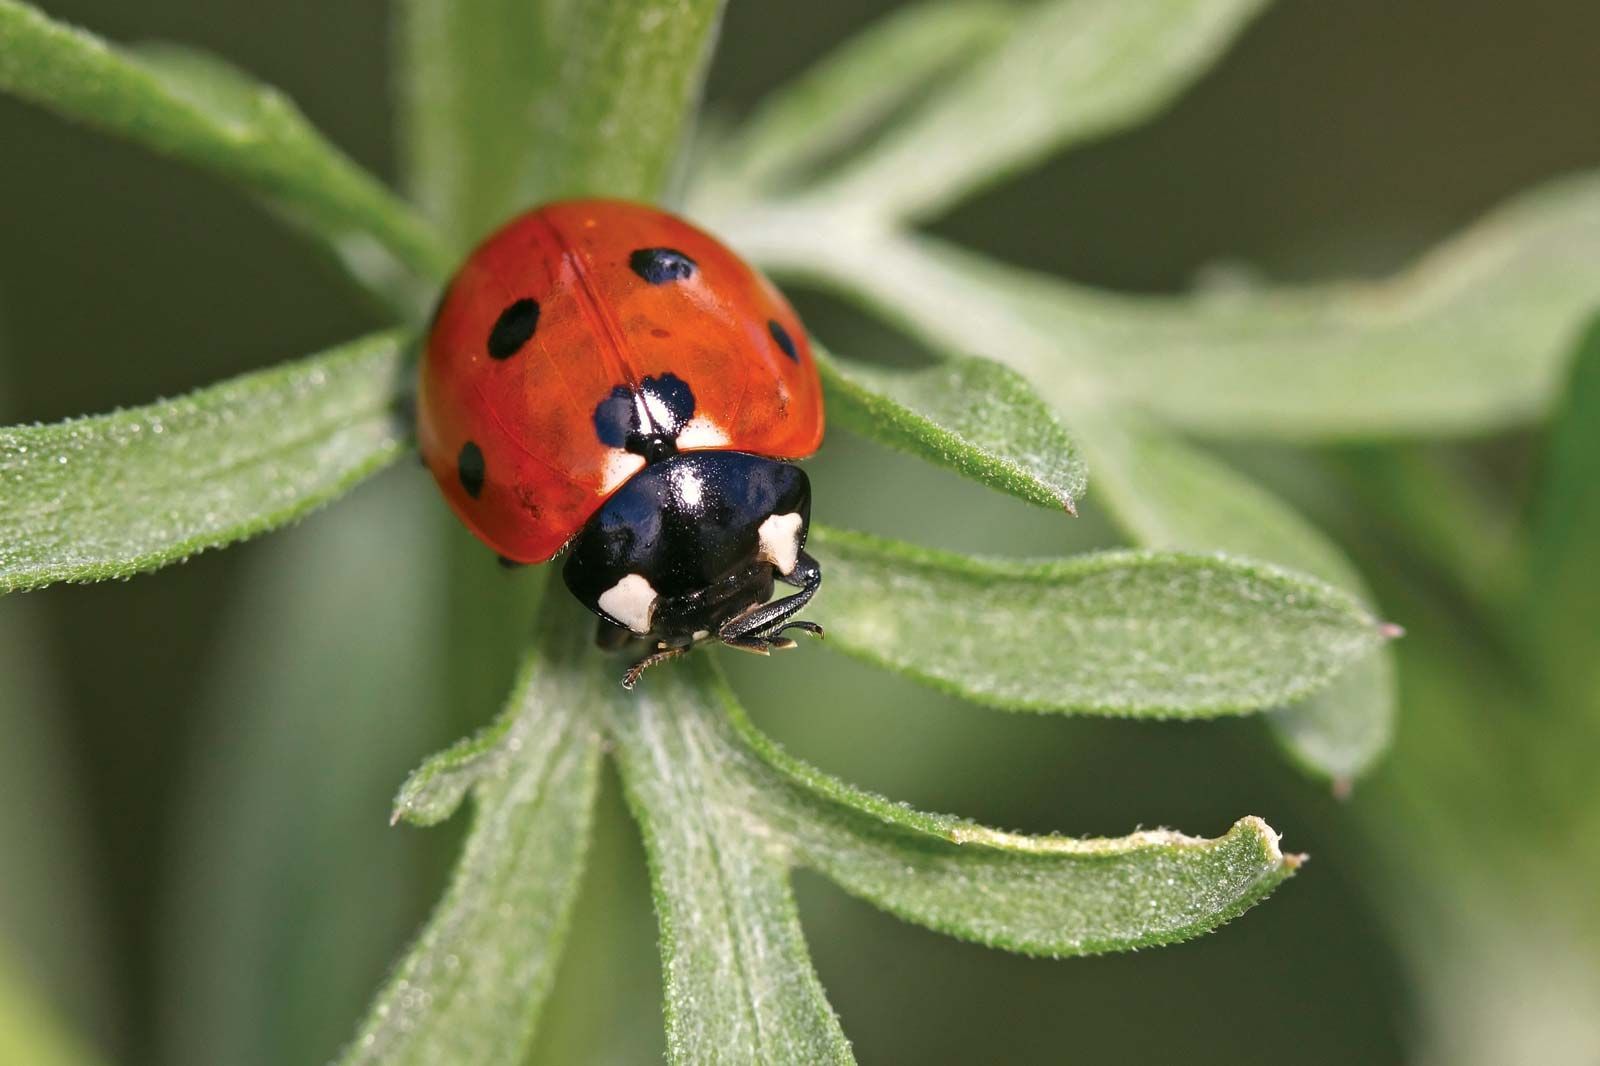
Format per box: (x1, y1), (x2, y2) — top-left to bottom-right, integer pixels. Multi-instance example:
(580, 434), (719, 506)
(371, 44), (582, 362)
(418, 199), (824, 564)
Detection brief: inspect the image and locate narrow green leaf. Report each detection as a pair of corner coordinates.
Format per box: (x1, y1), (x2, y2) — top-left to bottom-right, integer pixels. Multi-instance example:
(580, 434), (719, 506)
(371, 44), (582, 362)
(690, 0), (1014, 202)
(809, 525), (1387, 717)
(1070, 413), (1396, 782)
(0, 1), (450, 295)
(718, 216), (1399, 779)
(520, 0), (727, 206)
(0, 331), (408, 594)
(1010, 174), (1600, 440)
(159, 473), (447, 1066)
(607, 657), (853, 1066)
(340, 616), (604, 1066)
(710, 678), (1298, 955)
(817, 342), (1084, 512)
(393, 0), (555, 245)
(1526, 313), (1600, 709)
(716, 173), (1600, 440)
(802, 0), (1269, 220)
(397, 0), (727, 245)
(622, 653), (1296, 962)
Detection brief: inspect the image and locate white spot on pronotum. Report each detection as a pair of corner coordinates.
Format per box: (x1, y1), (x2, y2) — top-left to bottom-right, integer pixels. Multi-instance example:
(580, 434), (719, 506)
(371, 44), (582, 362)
(757, 512), (804, 575)
(674, 416), (730, 450)
(601, 449), (645, 493)
(599, 574), (658, 634)
(692, 629), (710, 641)
(672, 464), (704, 507)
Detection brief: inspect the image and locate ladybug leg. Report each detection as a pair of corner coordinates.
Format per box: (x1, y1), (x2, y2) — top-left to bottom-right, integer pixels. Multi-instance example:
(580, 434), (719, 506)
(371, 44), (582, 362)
(595, 616), (633, 651)
(497, 555), (527, 570)
(621, 644), (689, 689)
(718, 551), (824, 650)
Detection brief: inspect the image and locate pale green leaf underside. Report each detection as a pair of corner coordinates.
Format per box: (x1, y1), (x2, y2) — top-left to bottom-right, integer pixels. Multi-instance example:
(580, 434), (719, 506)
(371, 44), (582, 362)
(0, 332), (408, 594)
(799, 0), (1270, 221)
(816, 342), (1084, 512)
(725, 174), (1600, 442)
(716, 212), (1400, 778)
(809, 525), (1386, 717)
(342, 621), (603, 1066)
(0, 0), (450, 293)
(693, 0), (1014, 201)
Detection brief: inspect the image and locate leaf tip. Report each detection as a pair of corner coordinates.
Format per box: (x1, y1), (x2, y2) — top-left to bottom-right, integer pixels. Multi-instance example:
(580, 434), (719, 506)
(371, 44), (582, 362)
(1061, 494), (1078, 517)
(1283, 851), (1310, 871)
(1377, 620), (1406, 640)
(1330, 776), (1354, 801)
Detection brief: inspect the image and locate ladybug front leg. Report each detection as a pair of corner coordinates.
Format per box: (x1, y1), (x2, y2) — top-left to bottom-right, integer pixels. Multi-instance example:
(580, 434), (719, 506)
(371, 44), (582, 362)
(621, 644), (690, 689)
(718, 551), (824, 652)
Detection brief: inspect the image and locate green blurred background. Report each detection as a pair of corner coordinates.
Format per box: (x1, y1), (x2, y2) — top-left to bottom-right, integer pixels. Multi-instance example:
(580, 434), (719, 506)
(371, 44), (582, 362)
(3, 1), (1598, 1063)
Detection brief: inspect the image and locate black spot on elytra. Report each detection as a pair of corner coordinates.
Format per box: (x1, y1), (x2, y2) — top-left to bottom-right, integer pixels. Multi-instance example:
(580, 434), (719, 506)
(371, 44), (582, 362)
(630, 248), (696, 284)
(458, 441), (485, 497)
(769, 319), (799, 362)
(593, 373), (696, 458)
(487, 298), (540, 359)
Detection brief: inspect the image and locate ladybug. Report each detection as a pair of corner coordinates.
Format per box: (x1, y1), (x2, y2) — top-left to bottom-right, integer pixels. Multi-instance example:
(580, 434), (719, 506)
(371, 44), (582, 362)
(418, 199), (826, 687)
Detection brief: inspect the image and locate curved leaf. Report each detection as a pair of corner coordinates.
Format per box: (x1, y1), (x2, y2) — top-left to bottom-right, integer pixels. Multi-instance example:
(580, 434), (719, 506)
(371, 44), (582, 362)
(690, 0), (1014, 203)
(713, 681), (1297, 955)
(341, 618), (604, 1066)
(808, 525), (1388, 717)
(0, 1), (450, 297)
(0, 331), (408, 594)
(725, 176), (1600, 441)
(607, 653), (852, 1066)
(717, 212), (1399, 779)
(803, 0), (1269, 221)
(1069, 413), (1396, 782)
(817, 342), (1083, 512)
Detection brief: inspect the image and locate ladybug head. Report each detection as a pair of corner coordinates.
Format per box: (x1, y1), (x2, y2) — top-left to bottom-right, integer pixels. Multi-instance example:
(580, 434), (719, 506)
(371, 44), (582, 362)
(562, 451), (824, 681)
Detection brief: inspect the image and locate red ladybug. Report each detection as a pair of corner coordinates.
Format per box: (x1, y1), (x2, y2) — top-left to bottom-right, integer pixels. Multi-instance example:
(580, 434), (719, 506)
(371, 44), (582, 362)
(418, 200), (826, 686)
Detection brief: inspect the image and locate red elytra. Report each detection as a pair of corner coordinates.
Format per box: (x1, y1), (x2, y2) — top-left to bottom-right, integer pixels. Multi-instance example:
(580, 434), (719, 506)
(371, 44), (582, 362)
(417, 199), (825, 564)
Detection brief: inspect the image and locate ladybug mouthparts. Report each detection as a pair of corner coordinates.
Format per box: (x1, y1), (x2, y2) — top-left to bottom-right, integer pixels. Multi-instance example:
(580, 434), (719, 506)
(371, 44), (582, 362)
(562, 451), (824, 688)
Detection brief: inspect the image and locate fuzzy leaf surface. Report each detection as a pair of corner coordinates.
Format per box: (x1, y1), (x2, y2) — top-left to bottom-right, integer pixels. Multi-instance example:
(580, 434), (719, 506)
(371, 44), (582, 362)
(607, 657), (853, 1066)
(1070, 413), (1396, 781)
(0, 1), (449, 295)
(809, 526), (1386, 717)
(0, 333), (409, 594)
(817, 343), (1084, 512)
(341, 620), (603, 1066)
(695, 661), (1300, 955)
(721, 211), (1400, 779)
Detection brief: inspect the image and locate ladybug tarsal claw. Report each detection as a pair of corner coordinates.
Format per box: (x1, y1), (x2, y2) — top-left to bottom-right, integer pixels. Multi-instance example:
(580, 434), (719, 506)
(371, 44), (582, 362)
(620, 644), (689, 688)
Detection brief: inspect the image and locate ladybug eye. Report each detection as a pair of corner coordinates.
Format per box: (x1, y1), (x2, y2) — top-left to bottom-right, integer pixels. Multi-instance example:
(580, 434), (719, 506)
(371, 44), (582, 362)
(630, 247), (696, 284)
